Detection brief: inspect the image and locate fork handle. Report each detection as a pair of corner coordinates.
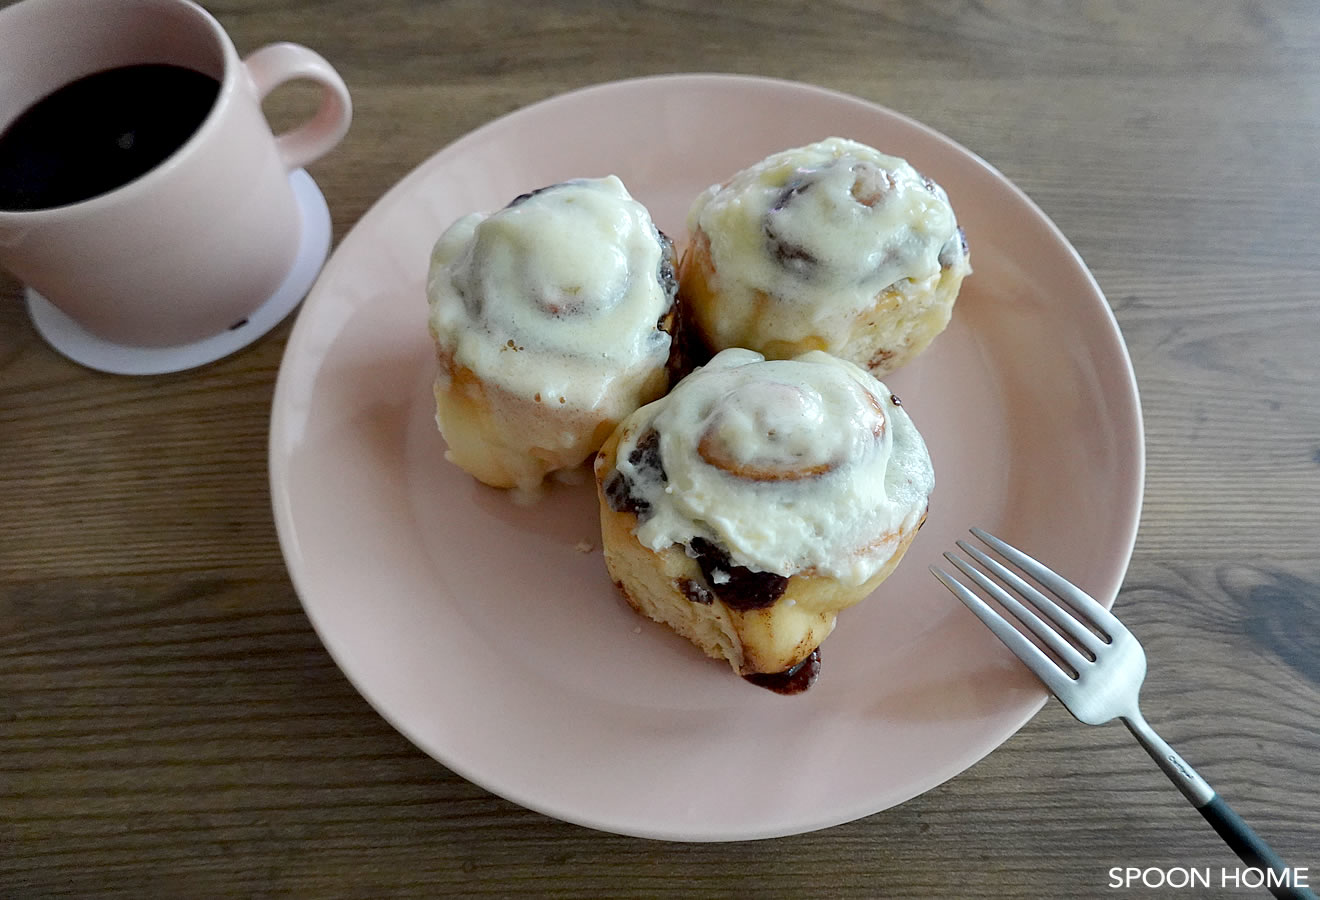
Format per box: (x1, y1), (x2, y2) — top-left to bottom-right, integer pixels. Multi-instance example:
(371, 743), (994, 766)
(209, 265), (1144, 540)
(1196, 796), (1317, 900)
(1124, 713), (1316, 900)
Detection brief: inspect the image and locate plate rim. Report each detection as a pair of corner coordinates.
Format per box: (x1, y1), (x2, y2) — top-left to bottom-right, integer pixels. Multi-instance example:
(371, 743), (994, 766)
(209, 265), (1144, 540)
(269, 72), (1146, 841)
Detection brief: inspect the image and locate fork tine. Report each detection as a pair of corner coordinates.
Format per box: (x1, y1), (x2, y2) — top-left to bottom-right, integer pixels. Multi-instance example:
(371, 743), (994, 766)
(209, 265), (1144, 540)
(955, 540), (1106, 656)
(970, 527), (1124, 639)
(930, 565), (1077, 695)
(942, 552), (1092, 674)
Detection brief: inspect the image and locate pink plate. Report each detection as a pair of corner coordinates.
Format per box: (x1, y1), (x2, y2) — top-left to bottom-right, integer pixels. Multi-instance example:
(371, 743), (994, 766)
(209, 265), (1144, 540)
(269, 74), (1144, 841)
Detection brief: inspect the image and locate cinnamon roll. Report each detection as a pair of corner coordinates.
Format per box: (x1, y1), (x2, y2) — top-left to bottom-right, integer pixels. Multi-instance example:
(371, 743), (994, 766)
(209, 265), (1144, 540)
(594, 348), (934, 691)
(679, 137), (970, 376)
(426, 176), (680, 494)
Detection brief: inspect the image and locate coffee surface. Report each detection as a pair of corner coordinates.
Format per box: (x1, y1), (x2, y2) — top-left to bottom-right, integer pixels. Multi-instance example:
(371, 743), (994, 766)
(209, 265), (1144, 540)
(0, 64), (220, 211)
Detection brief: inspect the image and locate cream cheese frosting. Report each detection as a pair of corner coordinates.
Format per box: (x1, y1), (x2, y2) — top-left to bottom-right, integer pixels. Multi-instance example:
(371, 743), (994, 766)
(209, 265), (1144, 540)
(427, 176), (674, 415)
(686, 137), (965, 348)
(609, 348), (934, 586)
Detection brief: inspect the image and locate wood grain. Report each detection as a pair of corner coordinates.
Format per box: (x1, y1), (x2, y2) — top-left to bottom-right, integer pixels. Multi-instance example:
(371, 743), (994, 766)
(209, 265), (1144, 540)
(2, 1), (1319, 897)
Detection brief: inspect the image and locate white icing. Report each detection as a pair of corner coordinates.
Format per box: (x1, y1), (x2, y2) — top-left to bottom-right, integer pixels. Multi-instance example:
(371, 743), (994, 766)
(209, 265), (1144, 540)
(612, 348), (934, 586)
(427, 176), (673, 411)
(687, 137), (964, 344)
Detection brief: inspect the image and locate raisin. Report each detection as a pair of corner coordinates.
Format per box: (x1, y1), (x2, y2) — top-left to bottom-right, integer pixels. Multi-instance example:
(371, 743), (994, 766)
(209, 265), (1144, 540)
(688, 537), (788, 611)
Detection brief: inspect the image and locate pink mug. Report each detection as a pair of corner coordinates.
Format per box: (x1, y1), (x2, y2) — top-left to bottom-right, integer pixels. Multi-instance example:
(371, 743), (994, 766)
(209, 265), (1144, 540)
(0, 0), (351, 372)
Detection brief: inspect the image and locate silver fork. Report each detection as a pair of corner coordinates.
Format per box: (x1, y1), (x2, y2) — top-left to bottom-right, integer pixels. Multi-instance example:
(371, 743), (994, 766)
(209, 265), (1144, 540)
(932, 528), (1315, 900)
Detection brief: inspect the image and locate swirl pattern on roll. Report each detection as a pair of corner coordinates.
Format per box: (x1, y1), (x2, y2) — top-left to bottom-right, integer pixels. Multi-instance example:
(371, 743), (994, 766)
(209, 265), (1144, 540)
(427, 176), (676, 414)
(605, 348), (934, 586)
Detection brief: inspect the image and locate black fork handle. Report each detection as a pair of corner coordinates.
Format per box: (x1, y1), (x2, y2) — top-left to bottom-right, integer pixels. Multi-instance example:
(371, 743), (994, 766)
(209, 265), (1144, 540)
(1196, 795), (1316, 900)
(1125, 714), (1313, 899)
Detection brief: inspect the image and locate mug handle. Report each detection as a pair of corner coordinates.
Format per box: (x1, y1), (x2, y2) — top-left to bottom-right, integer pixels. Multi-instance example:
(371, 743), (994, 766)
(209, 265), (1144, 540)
(243, 43), (352, 170)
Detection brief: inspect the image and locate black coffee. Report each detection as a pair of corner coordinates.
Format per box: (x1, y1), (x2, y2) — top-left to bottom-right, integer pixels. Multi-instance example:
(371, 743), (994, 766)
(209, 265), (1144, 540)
(0, 64), (220, 212)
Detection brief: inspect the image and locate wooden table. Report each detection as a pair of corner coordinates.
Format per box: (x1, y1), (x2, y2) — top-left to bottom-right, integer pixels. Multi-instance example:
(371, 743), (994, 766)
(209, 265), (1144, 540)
(3, 1), (1318, 896)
